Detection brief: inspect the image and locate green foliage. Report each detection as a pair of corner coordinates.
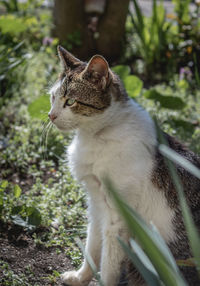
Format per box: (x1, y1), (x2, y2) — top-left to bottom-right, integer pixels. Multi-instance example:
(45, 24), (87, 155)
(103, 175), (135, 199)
(129, 0), (173, 77)
(124, 75), (143, 97)
(0, 259), (32, 286)
(0, 15), (29, 35)
(0, 41), (27, 106)
(28, 95), (51, 120)
(0, 181), (41, 230)
(172, 0), (191, 25)
(143, 89), (186, 110)
(127, 0), (200, 82)
(112, 65), (143, 97)
(112, 65), (131, 81)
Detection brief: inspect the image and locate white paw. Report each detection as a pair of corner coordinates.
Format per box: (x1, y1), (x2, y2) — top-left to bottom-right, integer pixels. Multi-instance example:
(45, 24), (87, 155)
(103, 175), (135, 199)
(61, 270), (90, 286)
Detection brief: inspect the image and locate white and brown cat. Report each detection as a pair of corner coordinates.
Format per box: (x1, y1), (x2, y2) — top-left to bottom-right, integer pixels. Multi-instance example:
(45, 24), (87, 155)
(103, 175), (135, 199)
(48, 46), (200, 286)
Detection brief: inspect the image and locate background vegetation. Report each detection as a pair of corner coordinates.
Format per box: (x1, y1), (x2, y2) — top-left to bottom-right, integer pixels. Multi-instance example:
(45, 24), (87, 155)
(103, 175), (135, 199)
(0, 0), (200, 285)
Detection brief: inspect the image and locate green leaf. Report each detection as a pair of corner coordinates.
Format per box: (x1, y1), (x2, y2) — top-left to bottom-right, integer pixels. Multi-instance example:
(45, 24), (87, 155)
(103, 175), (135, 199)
(14, 184), (21, 198)
(171, 119), (195, 132)
(119, 238), (161, 286)
(11, 215), (35, 230)
(52, 270), (60, 278)
(0, 180), (8, 190)
(124, 75), (143, 97)
(0, 195), (3, 205)
(157, 124), (200, 275)
(112, 65), (131, 81)
(143, 89), (186, 110)
(159, 144), (200, 180)
(11, 205), (24, 215)
(0, 15), (27, 35)
(28, 95), (50, 120)
(27, 207), (42, 227)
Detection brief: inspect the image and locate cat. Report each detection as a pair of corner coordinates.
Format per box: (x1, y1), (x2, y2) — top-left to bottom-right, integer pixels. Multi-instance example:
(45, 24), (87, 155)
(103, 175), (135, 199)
(48, 45), (200, 286)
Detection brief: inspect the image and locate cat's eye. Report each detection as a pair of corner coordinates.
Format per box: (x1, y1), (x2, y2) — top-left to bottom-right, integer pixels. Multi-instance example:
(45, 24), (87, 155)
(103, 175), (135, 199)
(63, 98), (76, 108)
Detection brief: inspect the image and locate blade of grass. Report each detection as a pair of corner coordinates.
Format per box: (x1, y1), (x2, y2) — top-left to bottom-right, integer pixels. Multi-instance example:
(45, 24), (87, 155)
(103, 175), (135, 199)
(75, 237), (104, 286)
(118, 238), (161, 286)
(159, 144), (200, 180)
(156, 123), (200, 275)
(104, 178), (187, 286)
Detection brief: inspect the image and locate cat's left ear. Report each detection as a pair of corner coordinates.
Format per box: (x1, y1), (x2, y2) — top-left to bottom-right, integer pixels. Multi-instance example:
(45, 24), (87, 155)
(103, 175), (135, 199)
(57, 45), (82, 70)
(83, 55), (110, 90)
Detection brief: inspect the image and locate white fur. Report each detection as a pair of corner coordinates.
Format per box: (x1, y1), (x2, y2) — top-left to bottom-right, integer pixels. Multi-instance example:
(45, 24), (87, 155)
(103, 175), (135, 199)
(50, 82), (176, 286)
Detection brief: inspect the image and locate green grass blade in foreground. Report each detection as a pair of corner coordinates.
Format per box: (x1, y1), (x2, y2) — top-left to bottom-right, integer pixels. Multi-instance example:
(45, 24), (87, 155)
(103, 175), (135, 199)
(158, 143), (200, 274)
(118, 238), (161, 286)
(159, 144), (200, 180)
(104, 178), (187, 286)
(75, 237), (104, 286)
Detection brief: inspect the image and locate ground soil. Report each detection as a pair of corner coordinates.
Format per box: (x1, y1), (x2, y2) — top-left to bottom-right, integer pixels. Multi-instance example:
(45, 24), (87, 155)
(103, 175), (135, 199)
(0, 222), (97, 286)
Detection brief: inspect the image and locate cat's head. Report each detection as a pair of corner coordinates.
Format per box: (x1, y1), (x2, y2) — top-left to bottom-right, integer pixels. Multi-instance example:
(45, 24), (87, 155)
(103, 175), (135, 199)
(48, 46), (127, 132)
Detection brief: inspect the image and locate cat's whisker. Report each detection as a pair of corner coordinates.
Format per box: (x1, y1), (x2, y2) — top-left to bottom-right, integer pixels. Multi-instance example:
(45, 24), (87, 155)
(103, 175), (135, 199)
(42, 121), (53, 160)
(40, 120), (51, 160)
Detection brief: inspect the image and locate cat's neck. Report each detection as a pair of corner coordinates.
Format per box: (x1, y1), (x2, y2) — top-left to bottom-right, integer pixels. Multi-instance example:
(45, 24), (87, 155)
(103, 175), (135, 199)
(76, 98), (155, 141)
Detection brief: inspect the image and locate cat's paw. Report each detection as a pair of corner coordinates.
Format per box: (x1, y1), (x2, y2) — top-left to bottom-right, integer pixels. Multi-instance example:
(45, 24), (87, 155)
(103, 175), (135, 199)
(61, 270), (90, 286)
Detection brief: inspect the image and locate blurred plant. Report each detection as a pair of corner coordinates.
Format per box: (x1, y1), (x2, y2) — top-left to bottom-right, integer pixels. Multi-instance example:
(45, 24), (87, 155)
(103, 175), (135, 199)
(173, 0), (200, 81)
(112, 65), (143, 98)
(0, 180), (42, 231)
(1, 0), (45, 14)
(127, 0), (200, 83)
(179, 67), (192, 81)
(0, 41), (27, 107)
(0, 0), (53, 49)
(128, 0), (175, 80)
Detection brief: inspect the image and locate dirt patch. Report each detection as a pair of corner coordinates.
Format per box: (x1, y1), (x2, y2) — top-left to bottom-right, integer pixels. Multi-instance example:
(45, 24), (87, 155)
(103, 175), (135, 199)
(0, 222), (97, 286)
(0, 223), (71, 285)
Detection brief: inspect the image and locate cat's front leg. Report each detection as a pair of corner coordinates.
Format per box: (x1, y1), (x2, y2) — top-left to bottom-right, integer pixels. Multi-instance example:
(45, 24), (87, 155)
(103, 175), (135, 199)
(100, 221), (128, 286)
(61, 222), (101, 286)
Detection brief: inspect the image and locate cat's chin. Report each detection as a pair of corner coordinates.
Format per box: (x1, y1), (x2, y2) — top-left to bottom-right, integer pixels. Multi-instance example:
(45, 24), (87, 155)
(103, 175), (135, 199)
(54, 123), (76, 133)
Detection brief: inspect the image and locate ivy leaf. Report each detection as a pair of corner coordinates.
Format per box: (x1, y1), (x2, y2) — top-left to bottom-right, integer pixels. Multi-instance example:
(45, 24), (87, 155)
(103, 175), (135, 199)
(143, 89), (186, 110)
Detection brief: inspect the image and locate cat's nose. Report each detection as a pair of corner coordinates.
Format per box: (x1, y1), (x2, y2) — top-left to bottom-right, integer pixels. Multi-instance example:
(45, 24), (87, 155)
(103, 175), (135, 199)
(48, 112), (57, 121)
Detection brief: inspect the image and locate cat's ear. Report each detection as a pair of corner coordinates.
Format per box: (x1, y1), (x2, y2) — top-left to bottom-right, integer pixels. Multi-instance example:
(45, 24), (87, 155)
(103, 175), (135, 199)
(57, 45), (82, 70)
(83, 55), (110, 90)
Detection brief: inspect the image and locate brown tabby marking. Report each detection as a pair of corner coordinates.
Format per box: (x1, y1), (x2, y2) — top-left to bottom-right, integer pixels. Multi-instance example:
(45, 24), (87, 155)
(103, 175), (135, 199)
(58, 66), (128, 117)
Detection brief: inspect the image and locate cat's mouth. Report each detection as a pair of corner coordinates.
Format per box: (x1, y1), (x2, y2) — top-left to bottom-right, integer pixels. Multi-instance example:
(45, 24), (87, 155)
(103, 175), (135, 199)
(52, 120), (77, 132)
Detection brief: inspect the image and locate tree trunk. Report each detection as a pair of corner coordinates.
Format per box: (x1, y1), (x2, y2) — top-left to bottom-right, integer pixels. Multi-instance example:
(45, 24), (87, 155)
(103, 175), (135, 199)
(53, 0), (130, 62)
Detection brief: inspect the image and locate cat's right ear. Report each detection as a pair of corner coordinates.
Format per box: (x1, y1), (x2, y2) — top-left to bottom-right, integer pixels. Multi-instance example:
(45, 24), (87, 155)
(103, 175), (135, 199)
(57, 45), (82, 70)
